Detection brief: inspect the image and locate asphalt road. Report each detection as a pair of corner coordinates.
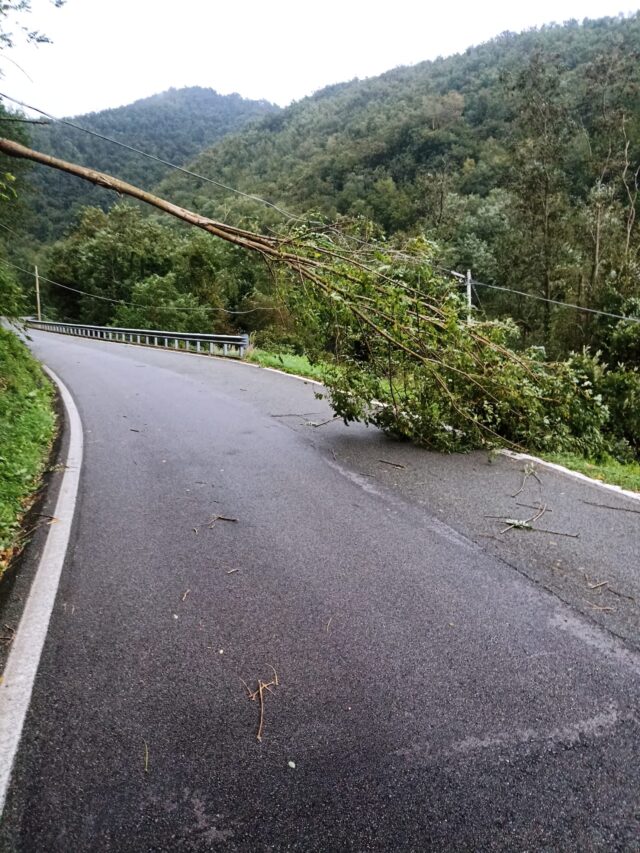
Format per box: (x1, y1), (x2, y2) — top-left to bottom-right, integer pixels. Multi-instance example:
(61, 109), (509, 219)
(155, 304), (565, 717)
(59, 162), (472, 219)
(1, 331), (639, 851)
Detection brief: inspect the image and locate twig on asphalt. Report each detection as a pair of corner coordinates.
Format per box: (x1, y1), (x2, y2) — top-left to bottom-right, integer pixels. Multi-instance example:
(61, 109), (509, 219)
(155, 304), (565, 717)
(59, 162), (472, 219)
(209, 515), (238, 526)
(243, 666), (279, 742)
(226, 569), (239, 575)
(307, 417), (338, 428)
(516, 502), (553, 513)
(606, 587), (636, 602)
(586, 602), (616, 612)
(143, 739), (149, 773)
(181, 589), (191, 602)
(378, 459), (406, 469)
(0, 624), (15, 643)
(580, 499), (640, 515)
(512, 463), (541, 498)
(531, 528), (579, 538)
(583, 574), (636, 602)
(584, 574), (608, 590)
(326, 617), (333, 633)
(271, 412), (322, 418)
(499, 504), (547, 534)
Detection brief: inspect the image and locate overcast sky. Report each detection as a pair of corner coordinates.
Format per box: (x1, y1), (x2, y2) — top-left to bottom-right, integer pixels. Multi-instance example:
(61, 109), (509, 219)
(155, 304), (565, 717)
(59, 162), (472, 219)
(0, 0), (637, 117)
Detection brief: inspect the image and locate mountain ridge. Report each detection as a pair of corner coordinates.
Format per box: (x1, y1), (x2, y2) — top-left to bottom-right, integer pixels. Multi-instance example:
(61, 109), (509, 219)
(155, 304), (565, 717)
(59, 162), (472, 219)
(23, 86), (279, 239)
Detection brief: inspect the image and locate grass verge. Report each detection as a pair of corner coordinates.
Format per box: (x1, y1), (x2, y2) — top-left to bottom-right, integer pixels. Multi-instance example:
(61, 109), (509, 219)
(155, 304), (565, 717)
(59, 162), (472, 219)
(246, 348), (328, 382)
(542, 452), (640, 494)
(0, 328), (57, 576)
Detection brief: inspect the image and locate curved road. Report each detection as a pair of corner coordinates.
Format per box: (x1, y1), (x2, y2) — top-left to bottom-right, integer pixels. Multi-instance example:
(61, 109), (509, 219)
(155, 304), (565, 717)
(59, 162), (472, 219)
(1, 331), (639, 851)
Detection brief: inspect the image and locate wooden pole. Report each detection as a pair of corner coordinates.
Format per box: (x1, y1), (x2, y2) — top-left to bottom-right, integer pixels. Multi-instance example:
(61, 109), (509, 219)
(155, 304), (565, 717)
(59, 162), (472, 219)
(0, 137), (280, 258)
(35, 265), (41, 321)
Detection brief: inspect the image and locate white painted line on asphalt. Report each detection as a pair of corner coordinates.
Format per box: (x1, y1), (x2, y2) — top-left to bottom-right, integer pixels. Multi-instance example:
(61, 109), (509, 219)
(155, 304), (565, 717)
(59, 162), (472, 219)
(0, 367), (83, 815)
(501, 450), (640, 504)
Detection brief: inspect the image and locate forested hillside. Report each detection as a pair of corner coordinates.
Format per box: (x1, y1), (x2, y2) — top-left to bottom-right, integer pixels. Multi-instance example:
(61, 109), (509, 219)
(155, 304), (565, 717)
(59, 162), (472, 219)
(25, 87), (278, 239)
(157, 14), (640, 354)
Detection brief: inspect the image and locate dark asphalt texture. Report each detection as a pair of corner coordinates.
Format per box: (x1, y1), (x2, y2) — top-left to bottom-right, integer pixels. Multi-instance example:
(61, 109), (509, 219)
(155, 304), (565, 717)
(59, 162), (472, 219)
(1, 332), (639, 852)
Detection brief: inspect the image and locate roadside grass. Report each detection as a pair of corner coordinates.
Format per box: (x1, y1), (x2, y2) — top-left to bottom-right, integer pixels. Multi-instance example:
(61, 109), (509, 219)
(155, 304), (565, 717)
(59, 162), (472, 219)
(246, 348), (328, 382)
(542, 452), (640, 494)
(0, 328), (57, 576)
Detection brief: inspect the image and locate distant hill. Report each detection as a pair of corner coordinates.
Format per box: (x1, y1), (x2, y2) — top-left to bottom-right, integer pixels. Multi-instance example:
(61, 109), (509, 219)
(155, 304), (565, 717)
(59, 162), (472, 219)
(24, 87), (279, 239)
(157, 15), (640, 236)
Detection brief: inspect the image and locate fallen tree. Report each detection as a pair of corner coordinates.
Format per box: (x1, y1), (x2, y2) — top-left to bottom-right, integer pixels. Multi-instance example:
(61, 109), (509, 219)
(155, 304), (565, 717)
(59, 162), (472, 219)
(0, 137), (612, 457)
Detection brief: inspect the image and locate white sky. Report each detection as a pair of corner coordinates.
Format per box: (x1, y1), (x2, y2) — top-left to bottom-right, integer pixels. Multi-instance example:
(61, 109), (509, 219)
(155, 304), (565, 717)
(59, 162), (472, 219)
(0, 0), (637, 117)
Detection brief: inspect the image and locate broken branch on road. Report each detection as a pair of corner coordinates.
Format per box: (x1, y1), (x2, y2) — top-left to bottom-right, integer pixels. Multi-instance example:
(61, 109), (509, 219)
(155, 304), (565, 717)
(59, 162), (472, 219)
(580, 499), (640, 515)
(242, 666), (279, 742)
(208, 515), (238, 526)
(378, 459), (406, 469)
(511, 463), (541, 498)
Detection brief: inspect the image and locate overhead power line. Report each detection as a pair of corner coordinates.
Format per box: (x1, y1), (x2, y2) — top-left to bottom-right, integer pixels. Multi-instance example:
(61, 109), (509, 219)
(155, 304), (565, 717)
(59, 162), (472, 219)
(0, 91), (303, 222)
(0, 116), (51, 124)
(434, 264), (640, 324)
(0, 257), (276, 315)
(0, 93), (637, 327)
(465, 277), (640, 325)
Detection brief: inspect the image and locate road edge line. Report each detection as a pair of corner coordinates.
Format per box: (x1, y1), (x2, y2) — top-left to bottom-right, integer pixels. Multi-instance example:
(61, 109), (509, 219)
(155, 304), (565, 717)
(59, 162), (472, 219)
(0, 366), (83, 815)
(500, 449), (640, 504)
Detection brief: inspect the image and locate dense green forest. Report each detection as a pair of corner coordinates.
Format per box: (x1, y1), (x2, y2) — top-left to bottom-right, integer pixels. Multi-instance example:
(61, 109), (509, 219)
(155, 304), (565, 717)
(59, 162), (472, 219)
(23, 87), (278, 240)
(153, 14), (640, 354)
(4, 13), (640, 464)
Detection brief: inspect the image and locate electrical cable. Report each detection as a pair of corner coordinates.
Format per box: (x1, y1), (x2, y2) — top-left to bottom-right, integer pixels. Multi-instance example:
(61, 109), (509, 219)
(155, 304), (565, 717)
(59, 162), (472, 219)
(0, 91), (304, 222)
(468, 277), (640, 324)
(1, 94), (637, 326)
(0, 256), (276, 314)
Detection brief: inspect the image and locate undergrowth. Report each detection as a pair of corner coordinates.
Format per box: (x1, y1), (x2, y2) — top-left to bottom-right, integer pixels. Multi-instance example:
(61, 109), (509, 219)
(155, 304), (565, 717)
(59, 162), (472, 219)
(0, 328), (56, 576)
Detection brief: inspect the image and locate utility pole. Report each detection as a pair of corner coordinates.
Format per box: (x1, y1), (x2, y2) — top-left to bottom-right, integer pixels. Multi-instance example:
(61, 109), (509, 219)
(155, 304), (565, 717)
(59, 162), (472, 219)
(35, 265), (41, 321)
(466, 269), (472, 322)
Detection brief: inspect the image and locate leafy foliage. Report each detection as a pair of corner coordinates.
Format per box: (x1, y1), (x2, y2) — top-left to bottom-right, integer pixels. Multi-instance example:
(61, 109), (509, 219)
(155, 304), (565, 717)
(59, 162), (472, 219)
(0, 260), (23, 317)
(0, 328), (55, 571)
(113, 273), (211, 332)
(272, 228), (611, 457)
(41, 204), (279, 333)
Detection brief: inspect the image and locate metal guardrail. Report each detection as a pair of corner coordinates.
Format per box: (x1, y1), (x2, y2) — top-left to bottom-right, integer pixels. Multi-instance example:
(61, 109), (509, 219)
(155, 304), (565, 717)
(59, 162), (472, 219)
(27, 320), (250, 358)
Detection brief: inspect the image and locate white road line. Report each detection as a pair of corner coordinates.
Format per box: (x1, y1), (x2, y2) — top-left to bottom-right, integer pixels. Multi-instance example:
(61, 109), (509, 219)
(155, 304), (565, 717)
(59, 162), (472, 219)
(0, 367), (83, 815)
